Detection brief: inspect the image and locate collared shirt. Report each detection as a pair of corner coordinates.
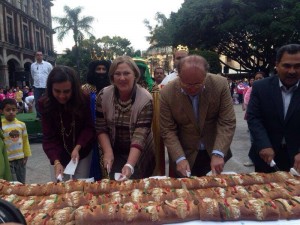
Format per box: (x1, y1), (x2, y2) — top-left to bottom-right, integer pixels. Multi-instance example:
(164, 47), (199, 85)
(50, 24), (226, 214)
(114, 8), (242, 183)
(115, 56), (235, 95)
(279, 79), (299, 145)
(279, 79), (299, 118)
(176, 88), (224, 164)
(160, 70), (178, 86)
(30, 60), (53, 88)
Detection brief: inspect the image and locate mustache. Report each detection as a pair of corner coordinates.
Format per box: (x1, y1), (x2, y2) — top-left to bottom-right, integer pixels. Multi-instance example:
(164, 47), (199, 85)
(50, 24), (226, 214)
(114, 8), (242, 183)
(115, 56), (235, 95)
(286, 73), (297, 78)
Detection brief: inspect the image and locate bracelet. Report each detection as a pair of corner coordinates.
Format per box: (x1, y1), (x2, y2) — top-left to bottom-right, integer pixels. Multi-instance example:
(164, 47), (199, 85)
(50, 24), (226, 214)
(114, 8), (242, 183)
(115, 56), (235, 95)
(54, 160), (61, 166)
(124, 163), (134, 174)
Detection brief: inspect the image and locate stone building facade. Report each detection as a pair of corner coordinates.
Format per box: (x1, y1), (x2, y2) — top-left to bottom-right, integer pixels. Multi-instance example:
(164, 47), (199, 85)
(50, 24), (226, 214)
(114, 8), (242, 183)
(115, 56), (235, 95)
(0, 0), (55, 88)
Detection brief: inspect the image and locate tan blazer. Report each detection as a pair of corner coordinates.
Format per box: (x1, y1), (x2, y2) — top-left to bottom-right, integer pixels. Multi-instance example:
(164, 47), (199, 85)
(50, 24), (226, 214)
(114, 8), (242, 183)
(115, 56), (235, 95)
(160, 74), (236, 168)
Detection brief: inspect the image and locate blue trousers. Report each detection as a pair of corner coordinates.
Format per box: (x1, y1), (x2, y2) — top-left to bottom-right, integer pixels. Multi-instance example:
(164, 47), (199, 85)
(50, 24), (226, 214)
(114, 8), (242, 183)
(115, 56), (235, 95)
(33, 87), (45, 119)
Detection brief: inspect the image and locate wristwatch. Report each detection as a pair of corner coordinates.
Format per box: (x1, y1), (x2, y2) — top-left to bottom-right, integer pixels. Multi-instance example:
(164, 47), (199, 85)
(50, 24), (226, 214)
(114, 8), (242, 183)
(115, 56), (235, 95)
(212, 153), (224, 158)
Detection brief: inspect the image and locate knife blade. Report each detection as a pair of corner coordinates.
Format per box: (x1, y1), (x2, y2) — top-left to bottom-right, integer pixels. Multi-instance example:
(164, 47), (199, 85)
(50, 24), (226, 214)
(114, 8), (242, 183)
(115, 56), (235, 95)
(290, 168), (300, 176)
(270, 160), (280, 171)
(107, 165), (111, 179)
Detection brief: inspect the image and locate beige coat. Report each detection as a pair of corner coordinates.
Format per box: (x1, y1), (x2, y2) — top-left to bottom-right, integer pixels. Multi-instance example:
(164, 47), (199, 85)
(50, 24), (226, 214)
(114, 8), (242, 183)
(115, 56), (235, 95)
(160, 74), (236, 169)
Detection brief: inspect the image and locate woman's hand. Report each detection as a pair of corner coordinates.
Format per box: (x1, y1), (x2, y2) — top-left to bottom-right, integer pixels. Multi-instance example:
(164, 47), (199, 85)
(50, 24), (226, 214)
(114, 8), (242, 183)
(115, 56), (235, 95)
(71, 145), (81, 163)
(103, 151), (114, 174)
(54, 162), (64, 180)
(122, 163), (134, 178)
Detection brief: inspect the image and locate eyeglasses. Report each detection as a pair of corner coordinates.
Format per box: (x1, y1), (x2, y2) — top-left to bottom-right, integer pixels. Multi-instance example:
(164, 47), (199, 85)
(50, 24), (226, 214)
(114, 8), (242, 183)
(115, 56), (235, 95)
(180, 80), (205, 89)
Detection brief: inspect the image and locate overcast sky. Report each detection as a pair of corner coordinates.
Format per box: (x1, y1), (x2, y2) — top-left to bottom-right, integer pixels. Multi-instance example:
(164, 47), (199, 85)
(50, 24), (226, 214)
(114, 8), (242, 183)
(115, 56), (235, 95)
(51, 0), (184, 53)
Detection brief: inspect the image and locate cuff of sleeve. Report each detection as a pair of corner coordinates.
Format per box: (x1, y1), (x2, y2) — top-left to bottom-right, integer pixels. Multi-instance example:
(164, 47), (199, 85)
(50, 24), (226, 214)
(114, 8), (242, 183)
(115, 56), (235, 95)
(176, 156), (186, 164)
(212, 150), (224, 158)
(130, 144), (143, 151)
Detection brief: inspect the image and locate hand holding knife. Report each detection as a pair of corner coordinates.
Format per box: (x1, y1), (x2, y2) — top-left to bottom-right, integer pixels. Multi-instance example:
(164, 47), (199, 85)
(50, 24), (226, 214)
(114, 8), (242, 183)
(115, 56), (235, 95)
(270, 160), (280, 171)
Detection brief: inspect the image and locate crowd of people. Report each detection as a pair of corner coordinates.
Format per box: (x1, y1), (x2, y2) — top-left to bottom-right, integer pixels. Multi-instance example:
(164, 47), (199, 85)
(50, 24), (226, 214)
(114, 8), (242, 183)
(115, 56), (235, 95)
(1, 43), (300, 184)
(0, 86), (35, 113)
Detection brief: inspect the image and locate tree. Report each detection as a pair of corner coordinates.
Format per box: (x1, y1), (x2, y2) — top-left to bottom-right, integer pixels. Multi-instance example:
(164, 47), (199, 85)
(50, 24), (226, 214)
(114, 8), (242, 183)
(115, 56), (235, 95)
(53, 6), (94, 76)
(144, 12), (174, 48)
(149, 0), (300, 74)
(97, 36), (135, 57)
(56, 35), (137, 83)
(56, 47), (91, 83)
(191, 50), (222, 74)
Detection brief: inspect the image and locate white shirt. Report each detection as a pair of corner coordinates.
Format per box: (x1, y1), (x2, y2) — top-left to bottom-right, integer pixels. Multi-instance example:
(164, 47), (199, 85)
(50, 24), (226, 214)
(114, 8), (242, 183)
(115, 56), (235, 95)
(25, 95), (34, 105)
(30, 60), (53, 88)
(279, 79), (299, 118)
(160, 70), (178, 86)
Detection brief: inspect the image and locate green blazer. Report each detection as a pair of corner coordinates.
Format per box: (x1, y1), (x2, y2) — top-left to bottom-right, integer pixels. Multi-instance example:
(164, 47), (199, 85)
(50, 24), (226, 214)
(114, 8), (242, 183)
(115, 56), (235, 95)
(0, 130), (12, 181)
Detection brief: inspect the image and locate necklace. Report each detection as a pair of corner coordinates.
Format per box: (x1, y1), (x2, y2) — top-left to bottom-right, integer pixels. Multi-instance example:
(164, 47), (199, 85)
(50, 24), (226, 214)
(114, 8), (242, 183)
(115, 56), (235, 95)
(115, 97), (132, 113)
(60, 112), (75, 155)
(118, 98), (132, 105)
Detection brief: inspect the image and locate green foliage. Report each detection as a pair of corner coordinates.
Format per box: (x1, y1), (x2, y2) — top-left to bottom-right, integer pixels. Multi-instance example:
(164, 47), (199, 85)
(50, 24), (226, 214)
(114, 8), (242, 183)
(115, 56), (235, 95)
(149, 0), (300, 73)
(56, 35), (136, 83)
(190, 50), (222, 74)
(53, 6), (94, 47)
(53, 6), (95, 78)
(55, 47), (91, 83)
(53, 5), (136, 81)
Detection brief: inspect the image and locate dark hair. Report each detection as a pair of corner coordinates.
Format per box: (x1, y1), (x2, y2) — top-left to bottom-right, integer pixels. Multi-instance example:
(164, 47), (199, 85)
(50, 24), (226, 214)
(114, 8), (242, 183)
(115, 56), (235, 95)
(0, 99), (17, 110)
(254, 71), (265, 78)
(86, 60), (111, 83)
(154, 67), (164, 74)
(43, 66), (85, 116)
(0, 99), (17, 130)
(86, 60), (111, 92)
(276, 44), (300, 63)
(35, 50), (43, 55)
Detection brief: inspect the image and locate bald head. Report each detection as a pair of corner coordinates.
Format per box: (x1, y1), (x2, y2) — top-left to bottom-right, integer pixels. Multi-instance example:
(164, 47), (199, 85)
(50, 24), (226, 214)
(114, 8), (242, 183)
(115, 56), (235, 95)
(178, 55), (209, 96)
(178, 55), (209, 75)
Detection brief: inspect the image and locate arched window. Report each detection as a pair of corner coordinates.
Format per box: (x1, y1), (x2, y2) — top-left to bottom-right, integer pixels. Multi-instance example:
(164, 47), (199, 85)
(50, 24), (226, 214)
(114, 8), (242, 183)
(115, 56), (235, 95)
(36, 3), (40, 20)
(45, 10), (49, 25)
(31, 0), (36, 17)
(22, 0), (28, 13)
(16, 0), (21, 9)
(42, 8), (46, 23)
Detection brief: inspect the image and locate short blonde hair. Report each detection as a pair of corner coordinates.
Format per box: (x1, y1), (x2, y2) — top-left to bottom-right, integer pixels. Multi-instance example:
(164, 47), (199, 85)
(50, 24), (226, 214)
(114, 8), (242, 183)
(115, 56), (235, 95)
(109, 56), (141, 83)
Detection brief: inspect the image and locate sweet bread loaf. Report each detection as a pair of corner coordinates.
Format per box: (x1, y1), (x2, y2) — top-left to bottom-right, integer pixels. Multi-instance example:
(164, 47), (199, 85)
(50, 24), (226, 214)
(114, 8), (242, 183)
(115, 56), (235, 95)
(162, 198), (199, 224)
(199, 198), (221, 221)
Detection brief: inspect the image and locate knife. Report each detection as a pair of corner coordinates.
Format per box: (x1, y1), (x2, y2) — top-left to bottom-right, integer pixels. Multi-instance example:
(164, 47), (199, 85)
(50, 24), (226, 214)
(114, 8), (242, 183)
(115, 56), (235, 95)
(290, 168), (300, 176)
(107, 165), (111, 179)
(270, 160), (280, 171)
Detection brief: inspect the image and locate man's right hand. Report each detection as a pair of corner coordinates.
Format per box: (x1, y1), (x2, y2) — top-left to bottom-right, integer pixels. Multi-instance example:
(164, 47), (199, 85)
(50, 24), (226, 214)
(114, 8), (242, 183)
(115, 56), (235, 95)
(259, 148), (275, 164)
(176, 159), (191, 177)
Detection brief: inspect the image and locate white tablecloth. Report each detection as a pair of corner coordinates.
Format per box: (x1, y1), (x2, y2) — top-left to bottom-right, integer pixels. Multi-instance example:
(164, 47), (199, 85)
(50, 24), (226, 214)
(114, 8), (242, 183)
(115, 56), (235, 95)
(166, 220), (300, 225)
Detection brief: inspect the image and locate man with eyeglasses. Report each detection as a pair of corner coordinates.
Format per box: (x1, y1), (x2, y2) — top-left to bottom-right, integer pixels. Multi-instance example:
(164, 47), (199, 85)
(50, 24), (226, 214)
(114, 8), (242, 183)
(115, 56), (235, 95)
(160, 55), (236, 177)
(30, 51), (53, 121)
(247, 44), (300, 174)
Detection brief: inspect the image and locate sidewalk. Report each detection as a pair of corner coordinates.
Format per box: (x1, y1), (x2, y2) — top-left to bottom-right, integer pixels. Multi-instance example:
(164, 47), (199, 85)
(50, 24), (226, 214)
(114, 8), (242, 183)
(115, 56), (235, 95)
(26, 104), (254, 184)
